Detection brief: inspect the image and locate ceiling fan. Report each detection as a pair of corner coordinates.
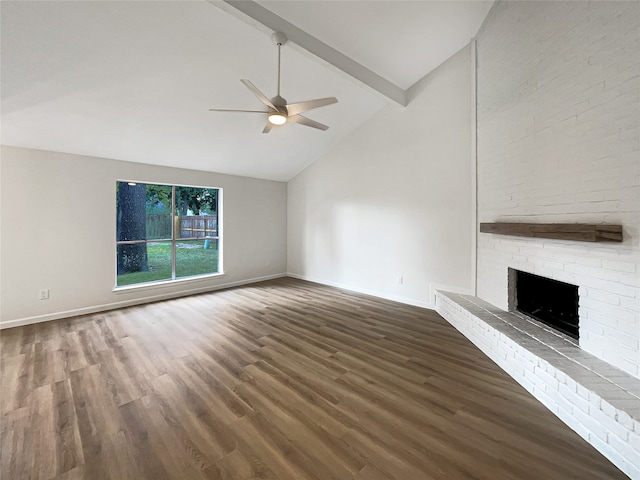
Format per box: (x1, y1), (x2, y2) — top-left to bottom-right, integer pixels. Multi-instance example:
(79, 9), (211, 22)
(209, 32), (338, 133)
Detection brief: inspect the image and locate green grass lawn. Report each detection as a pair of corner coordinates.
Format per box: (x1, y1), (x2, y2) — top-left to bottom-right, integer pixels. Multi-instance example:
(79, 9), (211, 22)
(117, 241), (219, 287)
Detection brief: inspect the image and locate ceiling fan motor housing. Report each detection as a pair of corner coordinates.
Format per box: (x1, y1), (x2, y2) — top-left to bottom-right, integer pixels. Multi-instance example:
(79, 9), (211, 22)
(270, 95), (288, 113)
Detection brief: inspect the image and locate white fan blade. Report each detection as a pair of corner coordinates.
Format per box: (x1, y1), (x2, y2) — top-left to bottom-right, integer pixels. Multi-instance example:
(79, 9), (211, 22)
(288, 114), (329, 131)
(262, 123), (272, 134)
(285, 97), (338, 116)
(209, 108), (267, 113)
(241, 79), (277, 110)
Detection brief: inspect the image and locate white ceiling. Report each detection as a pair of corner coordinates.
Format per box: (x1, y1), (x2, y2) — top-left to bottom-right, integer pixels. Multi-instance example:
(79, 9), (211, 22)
(1, 1), (493, 181)
(258, 1), (493, 90)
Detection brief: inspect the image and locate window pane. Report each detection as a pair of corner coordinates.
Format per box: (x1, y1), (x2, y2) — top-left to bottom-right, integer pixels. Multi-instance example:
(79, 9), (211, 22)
(116, 182), (147, 242)
(175, 187), (218, 239)
(116, 182), (172, 241)
(145, 184), (173, 240)
(117, 242), (172, 286)
(175, 239), (219, 278)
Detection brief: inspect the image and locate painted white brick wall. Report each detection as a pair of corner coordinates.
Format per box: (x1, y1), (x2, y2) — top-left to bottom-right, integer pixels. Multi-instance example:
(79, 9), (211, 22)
(476, 1), (640, 378)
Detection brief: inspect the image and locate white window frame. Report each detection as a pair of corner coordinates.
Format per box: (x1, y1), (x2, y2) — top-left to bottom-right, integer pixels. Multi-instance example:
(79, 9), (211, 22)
(114, 181), (223, 290)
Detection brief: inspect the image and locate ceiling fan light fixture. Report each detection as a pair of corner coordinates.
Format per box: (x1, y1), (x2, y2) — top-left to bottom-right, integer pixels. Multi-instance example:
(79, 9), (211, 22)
(268, 113), (287, 125)
(209, 32), (337, 133)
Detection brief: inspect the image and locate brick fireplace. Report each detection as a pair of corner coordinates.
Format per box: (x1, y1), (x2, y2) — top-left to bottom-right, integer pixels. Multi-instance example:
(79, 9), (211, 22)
(477, 233), (639, 380)
(440, 1), (640, 476)
(474, 0), (639, 380)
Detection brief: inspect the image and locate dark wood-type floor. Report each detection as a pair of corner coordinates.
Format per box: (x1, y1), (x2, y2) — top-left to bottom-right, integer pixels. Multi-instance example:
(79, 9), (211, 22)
(1, 277), (627, 480)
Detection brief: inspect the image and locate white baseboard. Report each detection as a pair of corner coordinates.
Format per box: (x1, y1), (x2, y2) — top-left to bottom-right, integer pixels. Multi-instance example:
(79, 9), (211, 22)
(0, 273), (286, 330)
(286, 272), (434, 310)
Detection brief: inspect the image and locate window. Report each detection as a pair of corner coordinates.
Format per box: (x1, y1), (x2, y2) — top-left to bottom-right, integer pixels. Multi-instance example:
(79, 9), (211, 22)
(116, 182), (221, 287)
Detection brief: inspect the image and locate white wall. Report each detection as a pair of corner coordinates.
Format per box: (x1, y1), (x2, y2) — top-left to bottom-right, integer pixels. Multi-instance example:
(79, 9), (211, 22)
(476, 2), (640, 378)
(0, 146), (287, 327)
(287, 46), (474, 308)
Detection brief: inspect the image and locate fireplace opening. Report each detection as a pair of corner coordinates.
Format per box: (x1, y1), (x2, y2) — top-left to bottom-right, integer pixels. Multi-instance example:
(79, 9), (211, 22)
(509, 269), (579, 340)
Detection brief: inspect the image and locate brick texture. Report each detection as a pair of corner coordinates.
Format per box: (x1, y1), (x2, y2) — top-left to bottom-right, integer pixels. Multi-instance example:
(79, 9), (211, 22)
(436, 291), (640, 478)
(476, 1), (640, 378)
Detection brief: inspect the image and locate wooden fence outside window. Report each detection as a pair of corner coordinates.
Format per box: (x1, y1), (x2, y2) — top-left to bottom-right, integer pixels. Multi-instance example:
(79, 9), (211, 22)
(146, 215), (218, 240)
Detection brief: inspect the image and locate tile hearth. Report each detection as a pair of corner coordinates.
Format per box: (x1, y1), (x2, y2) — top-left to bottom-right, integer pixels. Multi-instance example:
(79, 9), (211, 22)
(436, 291), (640, 479)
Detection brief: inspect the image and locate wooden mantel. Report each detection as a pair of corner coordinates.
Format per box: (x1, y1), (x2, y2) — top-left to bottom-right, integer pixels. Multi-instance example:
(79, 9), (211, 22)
(479, 223), (623, 242)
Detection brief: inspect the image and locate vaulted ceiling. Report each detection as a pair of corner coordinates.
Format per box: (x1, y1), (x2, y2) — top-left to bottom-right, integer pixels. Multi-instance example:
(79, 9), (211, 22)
(1, 1), (493, 181)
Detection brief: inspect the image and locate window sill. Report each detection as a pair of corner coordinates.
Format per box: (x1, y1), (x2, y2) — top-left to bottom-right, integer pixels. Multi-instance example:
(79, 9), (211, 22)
(113, 271), (226, 294)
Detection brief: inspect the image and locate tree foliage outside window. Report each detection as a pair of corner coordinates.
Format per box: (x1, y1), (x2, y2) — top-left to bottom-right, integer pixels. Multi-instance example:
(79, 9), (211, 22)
(116, 182), (221, 287)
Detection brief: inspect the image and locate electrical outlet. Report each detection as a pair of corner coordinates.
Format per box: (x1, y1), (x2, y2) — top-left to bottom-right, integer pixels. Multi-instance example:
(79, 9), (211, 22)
(39, 289), (50, 300)
(399, 276), (404, 285)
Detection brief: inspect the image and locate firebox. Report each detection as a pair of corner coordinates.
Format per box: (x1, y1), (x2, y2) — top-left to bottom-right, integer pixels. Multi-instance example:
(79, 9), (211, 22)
(508, 269), (579, 340)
